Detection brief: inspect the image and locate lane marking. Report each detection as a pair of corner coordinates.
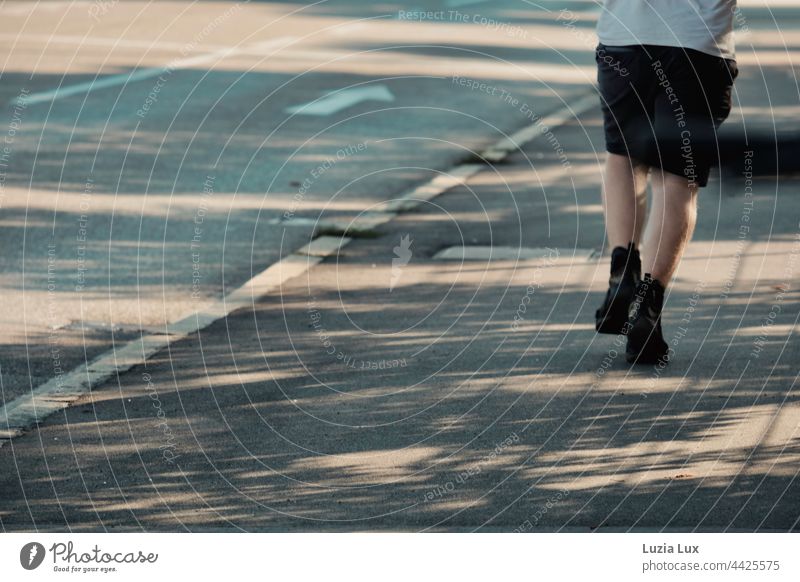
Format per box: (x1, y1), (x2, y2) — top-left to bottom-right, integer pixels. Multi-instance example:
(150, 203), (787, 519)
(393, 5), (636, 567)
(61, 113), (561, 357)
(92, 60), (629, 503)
(296, 235), (353, 257)
(14, 36), (296, 106)
(381, 164), (483, 212)
(266, 215), (392, 236)
(0, 239), (348, 443)
(285, 84), (395, 116)
(481, 91), (598, 161)
(0, 93), (597, 445)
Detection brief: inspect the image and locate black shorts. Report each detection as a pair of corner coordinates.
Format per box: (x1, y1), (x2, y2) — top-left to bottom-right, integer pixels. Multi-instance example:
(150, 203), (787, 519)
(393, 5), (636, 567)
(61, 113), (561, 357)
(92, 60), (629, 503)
(596, 43), (738, 187)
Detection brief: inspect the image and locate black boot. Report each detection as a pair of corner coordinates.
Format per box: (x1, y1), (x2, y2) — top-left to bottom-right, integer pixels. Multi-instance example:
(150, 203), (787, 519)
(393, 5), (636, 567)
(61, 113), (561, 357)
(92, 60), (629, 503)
(595, 242), (641, 334)
(626, 273), (669, 364)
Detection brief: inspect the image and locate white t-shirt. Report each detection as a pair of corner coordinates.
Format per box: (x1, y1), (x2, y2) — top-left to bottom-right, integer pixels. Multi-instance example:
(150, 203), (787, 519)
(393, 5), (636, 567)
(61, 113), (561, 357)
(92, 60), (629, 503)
(596, 0), (736, 59)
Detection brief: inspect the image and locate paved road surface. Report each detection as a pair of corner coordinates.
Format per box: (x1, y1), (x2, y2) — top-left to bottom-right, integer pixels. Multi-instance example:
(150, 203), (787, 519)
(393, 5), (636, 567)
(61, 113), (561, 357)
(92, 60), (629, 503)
(0, 0), (599, 404)
(0, 0), (798, 531)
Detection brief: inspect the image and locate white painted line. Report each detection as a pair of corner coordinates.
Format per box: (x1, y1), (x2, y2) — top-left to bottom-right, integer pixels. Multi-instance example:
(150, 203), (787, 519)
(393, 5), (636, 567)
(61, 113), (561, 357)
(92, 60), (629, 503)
(269, 165), (482, 229)
(268, 217), (323, 227)
(382, 164), (483, 212)
(15, 36), (296, 106)
(434, 246), (594, 261)
(0, 248), (333, 441)
(228, 254), (322, 305)
(270, 214), (394, 234)
(0, 89), (598, 444)
(319, 212), (397, 235)
(285, 84), (395, 116)
(0, 363), (94, 437)
(481, 92), (598, 162)
(296, 235), (352, 257)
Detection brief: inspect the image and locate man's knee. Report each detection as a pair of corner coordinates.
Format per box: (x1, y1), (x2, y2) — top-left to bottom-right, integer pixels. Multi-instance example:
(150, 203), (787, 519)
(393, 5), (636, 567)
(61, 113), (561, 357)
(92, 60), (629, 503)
(607, 153), (649, 175)
(655, 168), (698, 192)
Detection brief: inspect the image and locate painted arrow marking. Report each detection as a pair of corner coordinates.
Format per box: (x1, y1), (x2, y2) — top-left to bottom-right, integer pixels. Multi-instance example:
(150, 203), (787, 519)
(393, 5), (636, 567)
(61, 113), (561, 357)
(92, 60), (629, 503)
(285, 84), (395, 116)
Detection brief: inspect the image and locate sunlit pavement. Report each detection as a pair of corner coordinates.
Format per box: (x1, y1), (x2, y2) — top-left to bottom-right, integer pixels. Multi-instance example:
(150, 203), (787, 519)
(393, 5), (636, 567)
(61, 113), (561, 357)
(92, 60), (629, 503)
(0, 0), (598, 403)
(0, 1), (798, 531)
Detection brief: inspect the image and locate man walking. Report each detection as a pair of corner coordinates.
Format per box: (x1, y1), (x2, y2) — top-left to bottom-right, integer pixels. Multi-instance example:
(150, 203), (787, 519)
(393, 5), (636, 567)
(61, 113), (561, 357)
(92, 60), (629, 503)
(592, 1), (738, 363)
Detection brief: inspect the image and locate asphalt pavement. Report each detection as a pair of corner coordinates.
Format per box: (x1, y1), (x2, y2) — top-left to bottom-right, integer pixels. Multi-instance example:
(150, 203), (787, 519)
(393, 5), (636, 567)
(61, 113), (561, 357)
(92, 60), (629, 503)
(0, 0), (598, 403)
(0, 0), (798, 531)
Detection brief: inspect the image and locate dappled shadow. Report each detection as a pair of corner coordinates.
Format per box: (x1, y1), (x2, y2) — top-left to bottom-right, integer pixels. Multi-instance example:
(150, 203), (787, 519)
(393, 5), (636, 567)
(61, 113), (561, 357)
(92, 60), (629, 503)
(1, 0), (799, 532)
(1, 155), (797, 530)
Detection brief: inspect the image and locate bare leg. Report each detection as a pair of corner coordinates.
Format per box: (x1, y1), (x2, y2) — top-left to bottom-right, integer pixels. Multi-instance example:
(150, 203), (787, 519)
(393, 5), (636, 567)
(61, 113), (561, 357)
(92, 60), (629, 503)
(602, 152), (649, 249)
(641, 168), (699, 285)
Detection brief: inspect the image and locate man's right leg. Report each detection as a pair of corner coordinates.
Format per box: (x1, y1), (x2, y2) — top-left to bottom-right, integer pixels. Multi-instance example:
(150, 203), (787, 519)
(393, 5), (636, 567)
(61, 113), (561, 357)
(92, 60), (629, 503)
(602, 152), (649, 249)
(594, 42), (653, 335)
(595, 152), (648, 334)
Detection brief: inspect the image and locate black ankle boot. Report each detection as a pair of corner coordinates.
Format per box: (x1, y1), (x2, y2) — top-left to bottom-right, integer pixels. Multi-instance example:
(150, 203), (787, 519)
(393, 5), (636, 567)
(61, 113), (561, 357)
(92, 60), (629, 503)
(625, 273), (669, 364)
(595, 242), (641, 334)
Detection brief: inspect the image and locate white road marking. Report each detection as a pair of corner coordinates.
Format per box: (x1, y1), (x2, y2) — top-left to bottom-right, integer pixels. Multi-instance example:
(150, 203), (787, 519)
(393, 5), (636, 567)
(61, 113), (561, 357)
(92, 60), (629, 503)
(266, 215), (392, 235)
(285, 84), (395, 116)
(296, 235), (353, 257)
(269, 166), (480, 232)
(481, 91), (598, 161)
(268, 216), (324, 227)
(0, 91), (598, 445)
(0, 238), (350, 442)
(382, 164), (483, 212)
(15, 36), (296, 106)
